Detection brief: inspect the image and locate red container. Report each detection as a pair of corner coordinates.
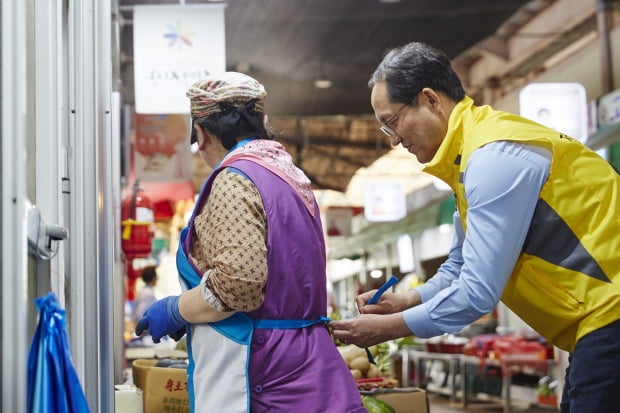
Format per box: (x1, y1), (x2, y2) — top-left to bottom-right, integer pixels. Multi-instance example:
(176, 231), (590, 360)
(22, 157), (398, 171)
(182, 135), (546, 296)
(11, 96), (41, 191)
(538, 394), (558, 407)
(424, 342), (465, 354)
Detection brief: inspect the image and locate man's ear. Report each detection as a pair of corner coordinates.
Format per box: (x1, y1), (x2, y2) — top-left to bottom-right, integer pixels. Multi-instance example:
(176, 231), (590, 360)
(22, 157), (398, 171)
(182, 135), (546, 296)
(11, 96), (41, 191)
(420, 88), (442, 112)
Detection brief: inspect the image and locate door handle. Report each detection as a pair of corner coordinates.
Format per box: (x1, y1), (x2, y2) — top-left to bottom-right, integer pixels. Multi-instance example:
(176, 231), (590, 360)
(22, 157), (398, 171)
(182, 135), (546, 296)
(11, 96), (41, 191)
(27, 202), (69, 260)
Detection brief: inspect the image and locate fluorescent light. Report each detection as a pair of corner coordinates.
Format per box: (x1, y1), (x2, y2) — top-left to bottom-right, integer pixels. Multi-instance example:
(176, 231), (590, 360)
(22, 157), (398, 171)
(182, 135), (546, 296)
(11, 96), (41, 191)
(370, 269), (383, 279)
(314, 78), (332, 89)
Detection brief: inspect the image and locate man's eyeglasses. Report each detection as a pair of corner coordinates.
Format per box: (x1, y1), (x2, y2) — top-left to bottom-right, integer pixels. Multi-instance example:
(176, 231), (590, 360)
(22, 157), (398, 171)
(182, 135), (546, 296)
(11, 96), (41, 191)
(379, 103), (408, 137)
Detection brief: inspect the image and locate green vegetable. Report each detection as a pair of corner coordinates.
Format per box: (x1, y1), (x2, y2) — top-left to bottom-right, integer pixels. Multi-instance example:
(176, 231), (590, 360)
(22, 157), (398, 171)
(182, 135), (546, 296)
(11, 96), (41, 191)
(361, 395), (395, 413)
(368, 343), (392, 376)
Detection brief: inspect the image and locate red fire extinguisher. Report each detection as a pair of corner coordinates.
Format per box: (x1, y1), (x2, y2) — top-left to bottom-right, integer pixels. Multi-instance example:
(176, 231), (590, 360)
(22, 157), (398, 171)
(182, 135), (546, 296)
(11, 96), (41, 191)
(121, 180), (154, 260)
(121, 180), (154, 301)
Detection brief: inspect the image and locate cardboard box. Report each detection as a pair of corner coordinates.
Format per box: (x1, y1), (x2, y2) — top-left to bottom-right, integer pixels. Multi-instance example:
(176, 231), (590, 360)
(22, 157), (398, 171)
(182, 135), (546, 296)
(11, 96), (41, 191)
(364, 387), (429, 413)
(132, 359), (190, 413)
(132, 360), (427, 413)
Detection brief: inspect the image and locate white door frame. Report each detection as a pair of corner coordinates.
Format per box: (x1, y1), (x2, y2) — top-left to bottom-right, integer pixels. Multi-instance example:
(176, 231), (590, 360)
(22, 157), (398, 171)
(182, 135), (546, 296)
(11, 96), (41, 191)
(1, 0), (29, 411)
(1, 0), (117, 411)
(68, 0), (116, 411)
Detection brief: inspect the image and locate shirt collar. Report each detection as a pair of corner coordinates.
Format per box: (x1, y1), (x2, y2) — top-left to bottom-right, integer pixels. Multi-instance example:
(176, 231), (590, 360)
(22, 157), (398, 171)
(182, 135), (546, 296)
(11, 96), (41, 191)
(423, 96), (474, 188)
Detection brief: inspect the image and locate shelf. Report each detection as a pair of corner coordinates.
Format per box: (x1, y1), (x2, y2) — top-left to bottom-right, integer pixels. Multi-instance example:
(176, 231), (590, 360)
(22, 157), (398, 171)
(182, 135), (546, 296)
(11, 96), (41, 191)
(586, 123), (620, 150)
(426, 383), (454, 396)
(400, 349), (556, 413)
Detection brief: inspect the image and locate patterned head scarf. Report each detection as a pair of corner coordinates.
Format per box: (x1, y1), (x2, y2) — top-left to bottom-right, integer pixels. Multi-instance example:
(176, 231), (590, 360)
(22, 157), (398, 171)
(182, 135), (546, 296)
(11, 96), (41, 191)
(186, 72), (267, 119)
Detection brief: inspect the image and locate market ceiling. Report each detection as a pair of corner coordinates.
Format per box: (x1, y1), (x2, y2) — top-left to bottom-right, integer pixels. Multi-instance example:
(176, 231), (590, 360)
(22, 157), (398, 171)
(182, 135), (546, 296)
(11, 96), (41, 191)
(119, 0), (534, 193)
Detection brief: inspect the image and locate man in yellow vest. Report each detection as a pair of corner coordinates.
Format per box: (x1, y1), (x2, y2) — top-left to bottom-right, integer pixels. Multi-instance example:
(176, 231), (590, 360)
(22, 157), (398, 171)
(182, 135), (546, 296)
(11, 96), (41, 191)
(329, 41), (620, 412)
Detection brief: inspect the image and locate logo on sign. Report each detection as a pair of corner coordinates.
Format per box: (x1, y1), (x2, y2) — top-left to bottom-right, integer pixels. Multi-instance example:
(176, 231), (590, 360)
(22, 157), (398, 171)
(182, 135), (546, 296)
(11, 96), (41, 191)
(164, 20), (194, 48)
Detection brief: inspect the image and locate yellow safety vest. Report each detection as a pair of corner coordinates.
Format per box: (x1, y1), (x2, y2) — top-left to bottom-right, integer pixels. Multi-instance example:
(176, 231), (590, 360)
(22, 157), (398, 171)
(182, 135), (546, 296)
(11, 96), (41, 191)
(424, 96), (620, 352)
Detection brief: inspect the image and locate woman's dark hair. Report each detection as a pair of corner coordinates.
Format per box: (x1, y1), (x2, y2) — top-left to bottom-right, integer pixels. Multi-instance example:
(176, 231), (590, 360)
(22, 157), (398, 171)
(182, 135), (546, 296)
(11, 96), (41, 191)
(368, 42), (466, 106)
(190, 99), (274, 149)
(141, 265), (157, 284)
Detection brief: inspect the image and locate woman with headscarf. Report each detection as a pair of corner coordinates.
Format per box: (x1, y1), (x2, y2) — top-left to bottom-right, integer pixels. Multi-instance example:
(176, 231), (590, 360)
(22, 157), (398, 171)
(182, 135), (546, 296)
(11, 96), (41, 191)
(136, 72), (366, 413)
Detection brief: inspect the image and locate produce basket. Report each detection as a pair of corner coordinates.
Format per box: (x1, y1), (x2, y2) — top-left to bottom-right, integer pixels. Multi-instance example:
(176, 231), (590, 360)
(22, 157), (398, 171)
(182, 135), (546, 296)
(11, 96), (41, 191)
(356, 377), (398, 391)
(423, 335), (468, 354)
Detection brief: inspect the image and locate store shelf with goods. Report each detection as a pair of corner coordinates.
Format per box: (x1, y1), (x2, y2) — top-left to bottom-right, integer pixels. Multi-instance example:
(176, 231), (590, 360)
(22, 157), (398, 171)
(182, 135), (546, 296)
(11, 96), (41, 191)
(399, 348), (558, 413)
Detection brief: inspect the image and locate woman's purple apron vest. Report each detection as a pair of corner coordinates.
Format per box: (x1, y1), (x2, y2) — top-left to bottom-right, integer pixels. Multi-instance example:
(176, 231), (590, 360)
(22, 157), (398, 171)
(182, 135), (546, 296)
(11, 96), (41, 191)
(176, 157), (366, 412)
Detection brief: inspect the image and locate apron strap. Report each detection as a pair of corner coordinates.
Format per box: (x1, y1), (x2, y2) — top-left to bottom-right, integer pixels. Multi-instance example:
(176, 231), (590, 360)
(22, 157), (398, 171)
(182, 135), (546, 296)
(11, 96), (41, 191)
(253, 316), (331, 329)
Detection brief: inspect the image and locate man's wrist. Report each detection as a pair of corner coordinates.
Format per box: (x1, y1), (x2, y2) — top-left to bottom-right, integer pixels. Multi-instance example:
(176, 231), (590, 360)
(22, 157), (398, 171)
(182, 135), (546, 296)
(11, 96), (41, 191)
(406, 289), (421, 309)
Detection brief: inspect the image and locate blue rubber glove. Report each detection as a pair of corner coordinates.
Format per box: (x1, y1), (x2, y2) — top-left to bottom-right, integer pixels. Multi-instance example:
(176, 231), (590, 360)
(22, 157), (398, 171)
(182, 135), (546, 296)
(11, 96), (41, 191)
(135, 295), (187, 343)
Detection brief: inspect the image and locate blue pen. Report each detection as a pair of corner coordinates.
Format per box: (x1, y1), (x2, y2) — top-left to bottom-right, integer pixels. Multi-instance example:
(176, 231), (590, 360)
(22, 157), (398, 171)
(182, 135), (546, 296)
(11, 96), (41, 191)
(363, 275), (399, 364)
(367, 275), (399, 305)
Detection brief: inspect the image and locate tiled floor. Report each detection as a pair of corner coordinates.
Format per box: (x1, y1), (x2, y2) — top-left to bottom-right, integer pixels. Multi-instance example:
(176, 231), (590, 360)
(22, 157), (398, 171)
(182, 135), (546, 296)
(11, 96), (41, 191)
(427, 393), (559, 413)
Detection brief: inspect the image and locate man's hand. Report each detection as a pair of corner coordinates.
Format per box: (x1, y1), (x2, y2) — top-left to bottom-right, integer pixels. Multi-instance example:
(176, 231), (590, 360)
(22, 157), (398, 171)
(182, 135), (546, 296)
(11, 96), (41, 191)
(356, 289), (420, 315)
(328, 313), (412, 348)
(135, 296), (187, 343)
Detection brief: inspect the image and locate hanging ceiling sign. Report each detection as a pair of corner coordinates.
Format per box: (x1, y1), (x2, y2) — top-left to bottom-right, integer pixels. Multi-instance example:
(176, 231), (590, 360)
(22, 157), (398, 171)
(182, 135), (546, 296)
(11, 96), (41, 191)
(133, 4), (226, 114)
(519, 82), (588, 143)
(364, 181), (407, 222)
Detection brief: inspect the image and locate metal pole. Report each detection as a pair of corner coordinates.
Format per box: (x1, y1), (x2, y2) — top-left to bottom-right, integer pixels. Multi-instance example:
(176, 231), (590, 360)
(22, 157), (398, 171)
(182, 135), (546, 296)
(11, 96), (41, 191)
(597, 0), (617, 93)
(111, 0), (126, 388)
(68, 0), (115, 410)
(95, 0), (116, 409)
(34, 0), (67, 302)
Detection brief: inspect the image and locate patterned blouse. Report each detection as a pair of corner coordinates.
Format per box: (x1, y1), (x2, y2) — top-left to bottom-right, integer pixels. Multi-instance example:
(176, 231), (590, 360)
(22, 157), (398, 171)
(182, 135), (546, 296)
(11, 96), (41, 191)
(189, 168), (268, 312)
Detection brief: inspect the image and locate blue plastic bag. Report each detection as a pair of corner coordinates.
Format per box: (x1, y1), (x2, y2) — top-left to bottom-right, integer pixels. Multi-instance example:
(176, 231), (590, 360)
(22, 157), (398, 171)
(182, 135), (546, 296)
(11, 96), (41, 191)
(27, 292), (91, 413)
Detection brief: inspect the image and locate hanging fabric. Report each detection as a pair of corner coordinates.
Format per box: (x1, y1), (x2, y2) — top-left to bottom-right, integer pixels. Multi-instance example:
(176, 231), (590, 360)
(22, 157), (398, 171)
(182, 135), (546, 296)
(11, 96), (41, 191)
(27, 292), (91, 413)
